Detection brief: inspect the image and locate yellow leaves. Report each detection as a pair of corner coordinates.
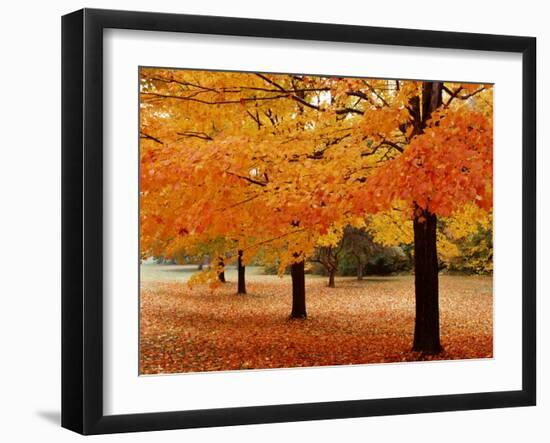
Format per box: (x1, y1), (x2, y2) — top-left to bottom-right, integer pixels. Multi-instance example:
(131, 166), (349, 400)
(437, 232), (460, 261)
(348, 216), (366, 229)
(316, 225), (344, 247)
(444, 204), (492, 240)
(188, 269), (221, 290)
(366, 203), (492, 269)
(441, 204), (493, 274)
(139, 68), (493, 275)
(368, 208), (413, 247)
(359, 107), (405, 142)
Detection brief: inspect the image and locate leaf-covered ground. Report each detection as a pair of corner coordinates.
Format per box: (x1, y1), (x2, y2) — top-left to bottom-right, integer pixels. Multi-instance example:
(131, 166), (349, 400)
(140, 270), (492, 375)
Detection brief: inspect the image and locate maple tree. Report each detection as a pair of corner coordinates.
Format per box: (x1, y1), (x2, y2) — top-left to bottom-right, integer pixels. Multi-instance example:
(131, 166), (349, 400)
(139, 68), (493, 354)
(353, 83), (492, 353)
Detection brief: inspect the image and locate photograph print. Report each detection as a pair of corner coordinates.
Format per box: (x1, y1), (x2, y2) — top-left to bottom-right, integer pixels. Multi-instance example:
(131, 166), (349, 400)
(139, 68), (493, 375)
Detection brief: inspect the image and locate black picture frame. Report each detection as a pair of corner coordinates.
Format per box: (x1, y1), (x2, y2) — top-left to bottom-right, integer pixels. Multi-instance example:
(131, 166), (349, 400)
(62, 8), (536, 435)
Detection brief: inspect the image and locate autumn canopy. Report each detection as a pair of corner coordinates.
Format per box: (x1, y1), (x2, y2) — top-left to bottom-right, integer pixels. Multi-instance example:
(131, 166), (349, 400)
(139, 68), (493, 355)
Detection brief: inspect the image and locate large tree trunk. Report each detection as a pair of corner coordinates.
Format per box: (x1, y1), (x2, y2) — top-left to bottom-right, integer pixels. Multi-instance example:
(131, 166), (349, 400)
(412, 207), (441, 354)
(217, 257), (226, 283)
(328, 268), (336, 288)
(409, 81), (443, 354)
(290, 260), (307, 319)
(237, 249), (246, 294)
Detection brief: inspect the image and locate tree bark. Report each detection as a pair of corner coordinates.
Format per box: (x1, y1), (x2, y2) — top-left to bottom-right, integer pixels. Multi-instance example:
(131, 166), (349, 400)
(290, 260), (307, 319)
(217, 257), (226, 283)
(412, 207), (441, 354)
(237, 249), (246, 294)
(328, 268), (336, 288)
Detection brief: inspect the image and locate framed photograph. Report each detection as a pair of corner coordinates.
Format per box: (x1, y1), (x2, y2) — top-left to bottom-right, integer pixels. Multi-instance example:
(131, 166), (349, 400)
(62, 8), (536, 435)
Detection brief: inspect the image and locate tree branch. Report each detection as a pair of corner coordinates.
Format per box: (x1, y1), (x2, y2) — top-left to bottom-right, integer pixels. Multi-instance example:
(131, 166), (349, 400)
(140, 132), (163, 144)
(176, 131), (213, 141)
(225, 170), (267, 187)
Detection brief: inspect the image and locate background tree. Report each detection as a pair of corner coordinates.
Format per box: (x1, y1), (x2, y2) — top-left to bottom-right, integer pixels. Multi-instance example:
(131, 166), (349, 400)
(341, 225), (380, 280)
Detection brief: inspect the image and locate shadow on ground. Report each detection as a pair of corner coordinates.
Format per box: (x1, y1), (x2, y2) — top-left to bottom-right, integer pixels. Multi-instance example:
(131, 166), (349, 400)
(36, 410), (60, 426)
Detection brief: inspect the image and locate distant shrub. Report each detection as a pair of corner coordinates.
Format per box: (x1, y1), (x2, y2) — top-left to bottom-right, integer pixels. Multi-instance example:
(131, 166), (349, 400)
(366, 247), (411, 275)
(337, 245), (411, 276)
(446, 227), (493, 275)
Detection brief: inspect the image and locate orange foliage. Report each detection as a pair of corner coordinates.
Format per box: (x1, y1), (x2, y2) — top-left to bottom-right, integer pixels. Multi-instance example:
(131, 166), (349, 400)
(139, 69), (493, 273)
(356, 110), (493, 217)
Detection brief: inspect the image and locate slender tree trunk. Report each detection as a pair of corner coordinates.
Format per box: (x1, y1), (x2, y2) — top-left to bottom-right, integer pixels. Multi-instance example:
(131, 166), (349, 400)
(356, 256), (364, 281)
(237, 249), (246, 294)
(217, 257), (226, 283)
(328, 268), (336, 288)
(412, 208), (441, 354)
(290, 260), (307, 319)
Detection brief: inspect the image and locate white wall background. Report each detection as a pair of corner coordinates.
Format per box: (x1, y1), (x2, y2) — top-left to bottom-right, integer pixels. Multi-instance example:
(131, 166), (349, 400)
(0, 0), (546, 441)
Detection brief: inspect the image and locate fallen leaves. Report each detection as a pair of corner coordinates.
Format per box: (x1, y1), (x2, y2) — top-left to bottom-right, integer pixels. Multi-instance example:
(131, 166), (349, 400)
(139, 274), (493, 374)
